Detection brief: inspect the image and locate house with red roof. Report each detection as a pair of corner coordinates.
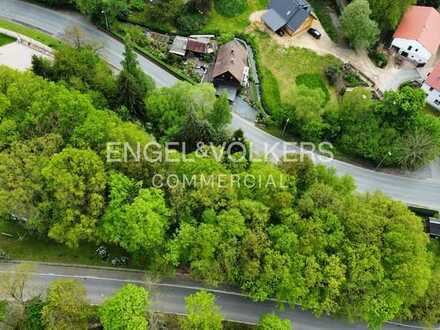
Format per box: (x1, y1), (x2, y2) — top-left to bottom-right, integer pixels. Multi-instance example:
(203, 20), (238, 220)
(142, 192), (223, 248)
(391, 6), (440, 67)
(422, 61), (440, 110)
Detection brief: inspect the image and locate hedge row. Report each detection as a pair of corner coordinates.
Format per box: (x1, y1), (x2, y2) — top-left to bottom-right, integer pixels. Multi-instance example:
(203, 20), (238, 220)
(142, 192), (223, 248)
(236, 33), (282, 117)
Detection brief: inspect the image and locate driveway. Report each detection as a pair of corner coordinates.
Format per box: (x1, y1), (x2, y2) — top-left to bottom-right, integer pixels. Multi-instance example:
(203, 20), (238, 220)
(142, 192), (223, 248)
(249, 11), (421, 91)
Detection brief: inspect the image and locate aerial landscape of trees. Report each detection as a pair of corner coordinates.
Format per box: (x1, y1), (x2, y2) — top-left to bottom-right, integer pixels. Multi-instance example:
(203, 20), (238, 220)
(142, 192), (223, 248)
(1, 0), (440, 328)
(0, 38), (438, 328)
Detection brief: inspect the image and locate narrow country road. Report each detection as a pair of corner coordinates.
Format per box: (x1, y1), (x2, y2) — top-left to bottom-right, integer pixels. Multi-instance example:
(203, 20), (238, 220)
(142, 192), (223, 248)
(0, 0), (439, 211)
(0, 262), (432, 330)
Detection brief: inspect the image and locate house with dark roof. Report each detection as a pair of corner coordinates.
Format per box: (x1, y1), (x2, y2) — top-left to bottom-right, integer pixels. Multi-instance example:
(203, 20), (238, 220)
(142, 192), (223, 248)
(211, 39), (249, 101)
(262, 0), (314, 35)
(422, 61), (440, 110)
(391, 6), (440, 66)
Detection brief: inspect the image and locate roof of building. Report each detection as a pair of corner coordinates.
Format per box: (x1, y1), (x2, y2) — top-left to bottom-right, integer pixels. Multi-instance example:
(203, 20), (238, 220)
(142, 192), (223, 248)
(429, 218), (440, 236)
(426, 61), (440, 91)
(169, 36), (188, 56)
(186, 38), (209, 54)
(262, 0), (312, 32)
(393, 6), (440, 55)
(212, 40), (248, 83)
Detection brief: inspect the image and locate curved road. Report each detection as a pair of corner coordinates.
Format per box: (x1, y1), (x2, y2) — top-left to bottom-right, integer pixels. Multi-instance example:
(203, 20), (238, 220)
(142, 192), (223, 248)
(0, 0), (439, 211)
(0, 262), (430, 330)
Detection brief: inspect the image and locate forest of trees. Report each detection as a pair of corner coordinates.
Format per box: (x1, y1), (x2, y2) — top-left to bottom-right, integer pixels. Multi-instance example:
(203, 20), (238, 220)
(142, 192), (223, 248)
(0, 37), (439, 329)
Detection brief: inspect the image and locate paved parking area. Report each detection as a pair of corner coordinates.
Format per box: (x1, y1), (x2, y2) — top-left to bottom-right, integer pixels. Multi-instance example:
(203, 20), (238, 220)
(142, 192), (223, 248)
(0, 41), (49, 70)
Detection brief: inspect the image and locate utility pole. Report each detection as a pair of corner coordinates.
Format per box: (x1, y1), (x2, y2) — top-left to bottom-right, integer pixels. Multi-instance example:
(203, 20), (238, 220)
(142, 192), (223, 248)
(101, 10), (109, 31)
(282, 118), (290, 137)
(376, 151), (392, 170)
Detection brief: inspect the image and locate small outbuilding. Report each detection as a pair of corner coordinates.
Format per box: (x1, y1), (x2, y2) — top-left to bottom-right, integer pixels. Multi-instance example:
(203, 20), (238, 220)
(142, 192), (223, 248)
(262, 0), (314, 35)
(169, 36), (188, 56)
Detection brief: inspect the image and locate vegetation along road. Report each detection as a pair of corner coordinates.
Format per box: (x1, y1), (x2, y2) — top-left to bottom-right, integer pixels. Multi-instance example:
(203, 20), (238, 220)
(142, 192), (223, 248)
(0, 262), (431, 330)
(1, 0), (439, 212)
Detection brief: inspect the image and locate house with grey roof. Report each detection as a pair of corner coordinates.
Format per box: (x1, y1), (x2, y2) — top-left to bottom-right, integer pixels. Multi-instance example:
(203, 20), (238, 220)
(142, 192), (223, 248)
(262, 0), (314, 35)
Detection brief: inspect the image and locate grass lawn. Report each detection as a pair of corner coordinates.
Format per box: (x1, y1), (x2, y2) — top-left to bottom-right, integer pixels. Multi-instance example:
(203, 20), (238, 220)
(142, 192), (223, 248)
(203, 0), (268, 34)
(253, 31), (341, 110)
(0, 33), (15, 47)
(0, 217), (113, 266)
(0, 19), (62, 49)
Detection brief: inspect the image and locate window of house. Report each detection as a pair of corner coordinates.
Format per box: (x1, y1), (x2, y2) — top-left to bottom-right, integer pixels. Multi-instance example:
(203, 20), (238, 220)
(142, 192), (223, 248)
(408, 45), (413, 50)
(431, 87), (435, 92)
(435, 100), (440, 106)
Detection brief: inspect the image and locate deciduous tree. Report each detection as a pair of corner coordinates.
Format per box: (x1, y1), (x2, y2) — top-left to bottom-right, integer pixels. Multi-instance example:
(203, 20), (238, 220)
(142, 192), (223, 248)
(341, 0), (380, 49)
(99, 284), (149, 330)
(38, 148), (106, 248)
(181, 291), (223, 330)
(42, 280), (92, 330)
(258, 314), (293, 330)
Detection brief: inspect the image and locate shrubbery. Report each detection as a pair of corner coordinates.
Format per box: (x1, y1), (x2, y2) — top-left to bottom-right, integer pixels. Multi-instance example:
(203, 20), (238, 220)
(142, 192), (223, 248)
(214, 0), (248, 17)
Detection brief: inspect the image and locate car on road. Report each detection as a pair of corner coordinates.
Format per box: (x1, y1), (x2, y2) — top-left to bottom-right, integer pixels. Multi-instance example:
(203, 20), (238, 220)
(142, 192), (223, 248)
(307, 28), (321, 39)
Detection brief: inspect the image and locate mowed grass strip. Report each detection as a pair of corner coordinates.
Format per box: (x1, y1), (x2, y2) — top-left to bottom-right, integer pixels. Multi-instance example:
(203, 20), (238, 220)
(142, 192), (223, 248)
(0, 33), (16, 47)
(0, 19), (62, 49)
(0, 218), (108, 266)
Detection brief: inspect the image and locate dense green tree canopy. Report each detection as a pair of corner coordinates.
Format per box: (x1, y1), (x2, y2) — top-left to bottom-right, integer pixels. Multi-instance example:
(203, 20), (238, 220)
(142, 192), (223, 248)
(37, 148), (106, 248)
(181, 291), (224, 330)
(341, 0), (380, 49)
(100, 173), (170, 263)
(258, 314), (293, 330)
(368, 0), (416, 30)
(0, 61), (437, 329)
(99, 284), (149, 330)
(146, 82), (231, 147)
(42, 280), (91, 330)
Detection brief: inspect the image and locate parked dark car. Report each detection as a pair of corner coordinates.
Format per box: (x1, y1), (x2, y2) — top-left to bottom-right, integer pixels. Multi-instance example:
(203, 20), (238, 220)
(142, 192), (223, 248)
(307, 28), (321, 39)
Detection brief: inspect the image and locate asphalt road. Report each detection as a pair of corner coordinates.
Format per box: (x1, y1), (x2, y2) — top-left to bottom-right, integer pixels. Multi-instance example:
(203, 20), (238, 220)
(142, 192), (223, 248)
(0, 0), (439, 211)
(0, 262), (431, 330)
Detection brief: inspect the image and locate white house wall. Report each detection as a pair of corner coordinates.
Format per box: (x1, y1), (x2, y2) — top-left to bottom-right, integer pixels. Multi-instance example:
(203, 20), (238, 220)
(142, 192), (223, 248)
(391, 38), (432, 64)
(422, 82), (440, 110)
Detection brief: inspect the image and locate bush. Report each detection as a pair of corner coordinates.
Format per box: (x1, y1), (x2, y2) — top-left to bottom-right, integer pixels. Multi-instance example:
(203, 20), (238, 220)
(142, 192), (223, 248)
(23, 297), (45, 330)
(368, 48), (388, 68)
(214, 0), (248, 17)
(176, 5), (208, 34)
(296, 73), (330, 105)
(325, 64), (341, 86)
(343, 71), (367, 87)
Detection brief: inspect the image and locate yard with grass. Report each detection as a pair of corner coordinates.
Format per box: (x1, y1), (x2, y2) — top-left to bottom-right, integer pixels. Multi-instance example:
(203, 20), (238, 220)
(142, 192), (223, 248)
(0, 217), (126, 267)
(252, 31), (341, 113)
(0, 19), (61, 49)
(203, 0), (268, 34)
(0, 33), (15, 47)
